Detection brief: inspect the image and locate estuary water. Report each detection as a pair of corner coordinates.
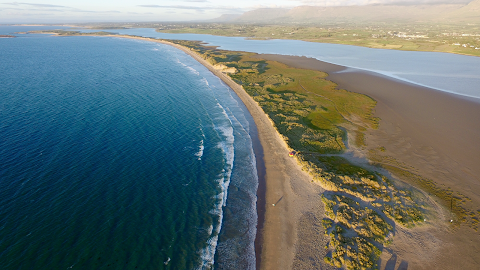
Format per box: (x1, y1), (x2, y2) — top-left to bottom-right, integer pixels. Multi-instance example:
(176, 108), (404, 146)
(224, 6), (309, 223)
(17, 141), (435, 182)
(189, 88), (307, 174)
(78, 28), (480, 100)
(0, 26), (258, 269)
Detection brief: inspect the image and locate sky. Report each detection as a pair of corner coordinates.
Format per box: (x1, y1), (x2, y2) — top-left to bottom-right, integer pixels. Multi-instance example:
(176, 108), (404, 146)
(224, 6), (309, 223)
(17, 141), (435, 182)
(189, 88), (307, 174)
(0, 0), (473, 23)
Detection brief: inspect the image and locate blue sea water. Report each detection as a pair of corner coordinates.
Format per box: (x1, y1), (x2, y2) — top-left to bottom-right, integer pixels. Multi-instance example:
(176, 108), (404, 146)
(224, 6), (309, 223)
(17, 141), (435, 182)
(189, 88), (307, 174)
(0, 27), (258, 269)
(76, 28), (480, 100)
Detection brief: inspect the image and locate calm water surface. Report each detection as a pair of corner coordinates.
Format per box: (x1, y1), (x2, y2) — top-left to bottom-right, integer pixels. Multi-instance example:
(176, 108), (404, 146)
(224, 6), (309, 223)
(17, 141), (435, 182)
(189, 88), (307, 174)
(76, 27), (480, 99)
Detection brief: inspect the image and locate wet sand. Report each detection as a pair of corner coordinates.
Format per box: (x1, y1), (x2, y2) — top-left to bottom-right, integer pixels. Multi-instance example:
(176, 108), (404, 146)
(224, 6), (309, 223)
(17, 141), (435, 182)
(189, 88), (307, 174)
(260, 54), (480, 201)
(260, 54), (480, 270)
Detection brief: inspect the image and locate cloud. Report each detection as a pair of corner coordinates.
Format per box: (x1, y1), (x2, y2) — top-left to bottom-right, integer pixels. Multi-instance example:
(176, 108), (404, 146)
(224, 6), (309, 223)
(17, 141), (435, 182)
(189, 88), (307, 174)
(366, 0), (471, 4)
(289, 0), (471, 6)
(1, 2), (122, 14)
(6, 11), (54, 15)
(69, 9), (121, 13)
(137, 4), (246, 15)
(1, 6), (66, 12)
(138, 5), (204, 10)
(2, 2), (67, 8)
(138, 4), (244, 13)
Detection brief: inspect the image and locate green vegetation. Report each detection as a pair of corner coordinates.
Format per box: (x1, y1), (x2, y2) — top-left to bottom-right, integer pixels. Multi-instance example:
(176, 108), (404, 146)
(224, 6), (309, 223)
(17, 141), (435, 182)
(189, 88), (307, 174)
(173, 39), (378, 154)
(368, 150), (480, 231)
(303, 156), (423, 227)
(28, 30), (115, 36)
(167, 39), (426, 269)
(157, 23), (480, 57)
(322, 195), (388, 269)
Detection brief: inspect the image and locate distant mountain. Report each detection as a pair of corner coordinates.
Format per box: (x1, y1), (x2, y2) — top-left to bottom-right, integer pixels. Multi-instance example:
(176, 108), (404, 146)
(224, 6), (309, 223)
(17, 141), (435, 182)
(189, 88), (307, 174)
(233, 8), (290, 23)
(225, 1), (479, 24)
(446, 0), (480, 22)
(207, 14), (242, 22)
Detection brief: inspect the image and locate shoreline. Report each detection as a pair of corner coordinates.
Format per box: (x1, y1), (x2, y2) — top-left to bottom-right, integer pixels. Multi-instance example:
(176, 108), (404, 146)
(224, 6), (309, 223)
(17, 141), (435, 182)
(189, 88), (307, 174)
(100, 35), (480, 269)
(150, 37), (276, 268)
(129, 36), (310, 268)
(136, 37), (324, 269)
(43, 33), (296, 268)
(45, 33), (480, 269)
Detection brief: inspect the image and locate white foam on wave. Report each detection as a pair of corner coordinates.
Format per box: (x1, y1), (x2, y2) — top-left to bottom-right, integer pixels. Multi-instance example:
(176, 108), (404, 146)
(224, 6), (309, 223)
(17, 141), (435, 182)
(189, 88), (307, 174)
(195, 139), (204, 160)
(195, 126), (206, 160)
(211, 77), (259, 269)
(201, 77), (210, 87)
(213, 79), (251, 135)
(174, 56), (201, 76)
(169, 50), (257, 269)
(196, 102), (235, 270)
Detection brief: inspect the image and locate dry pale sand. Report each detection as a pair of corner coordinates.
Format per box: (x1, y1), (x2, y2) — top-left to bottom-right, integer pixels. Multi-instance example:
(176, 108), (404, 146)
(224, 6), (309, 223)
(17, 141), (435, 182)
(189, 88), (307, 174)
(260, 54), (480, 270)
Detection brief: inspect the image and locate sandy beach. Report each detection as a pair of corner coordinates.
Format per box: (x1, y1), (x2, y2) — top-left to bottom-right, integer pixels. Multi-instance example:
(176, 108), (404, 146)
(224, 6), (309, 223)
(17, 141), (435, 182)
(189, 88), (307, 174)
(152, 39), (327, 270)
(98, 36), (480, 269)
(142, 38), (335, 269)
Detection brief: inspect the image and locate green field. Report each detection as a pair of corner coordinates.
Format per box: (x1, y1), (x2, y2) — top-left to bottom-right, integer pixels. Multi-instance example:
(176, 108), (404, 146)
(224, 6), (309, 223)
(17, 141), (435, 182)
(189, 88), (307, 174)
(158, 23), (480, 57)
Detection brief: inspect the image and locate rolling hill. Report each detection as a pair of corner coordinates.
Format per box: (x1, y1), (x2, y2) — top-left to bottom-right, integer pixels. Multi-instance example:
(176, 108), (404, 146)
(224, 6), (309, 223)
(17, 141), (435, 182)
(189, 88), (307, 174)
(212, 0), (480, 24)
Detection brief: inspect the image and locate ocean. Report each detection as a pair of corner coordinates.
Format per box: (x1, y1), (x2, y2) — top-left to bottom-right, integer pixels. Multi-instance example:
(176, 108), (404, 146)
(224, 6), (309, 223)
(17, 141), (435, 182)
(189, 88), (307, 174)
(0, 27), (258, 269)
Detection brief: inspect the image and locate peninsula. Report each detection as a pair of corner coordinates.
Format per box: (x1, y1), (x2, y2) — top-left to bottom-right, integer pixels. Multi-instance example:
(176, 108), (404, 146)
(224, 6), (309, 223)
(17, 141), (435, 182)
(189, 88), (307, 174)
(31, 30), (480, 270)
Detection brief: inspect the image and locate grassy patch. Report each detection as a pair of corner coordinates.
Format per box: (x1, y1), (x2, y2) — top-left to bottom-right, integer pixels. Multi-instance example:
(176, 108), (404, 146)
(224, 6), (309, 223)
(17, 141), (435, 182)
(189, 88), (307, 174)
(157, 23), (480, 57)
(322, 195), (388, 270)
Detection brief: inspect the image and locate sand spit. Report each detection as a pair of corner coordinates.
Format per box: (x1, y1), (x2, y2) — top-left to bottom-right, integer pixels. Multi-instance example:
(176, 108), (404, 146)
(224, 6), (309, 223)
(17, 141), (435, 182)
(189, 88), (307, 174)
(113, 37), (480, 269)
(152, 40), (325, 270)
(47, 33), (480, 269)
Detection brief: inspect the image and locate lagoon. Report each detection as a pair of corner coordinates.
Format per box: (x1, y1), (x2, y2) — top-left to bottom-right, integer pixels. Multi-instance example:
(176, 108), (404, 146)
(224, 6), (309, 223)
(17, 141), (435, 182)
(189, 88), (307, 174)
(76, 27), (480, 100)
